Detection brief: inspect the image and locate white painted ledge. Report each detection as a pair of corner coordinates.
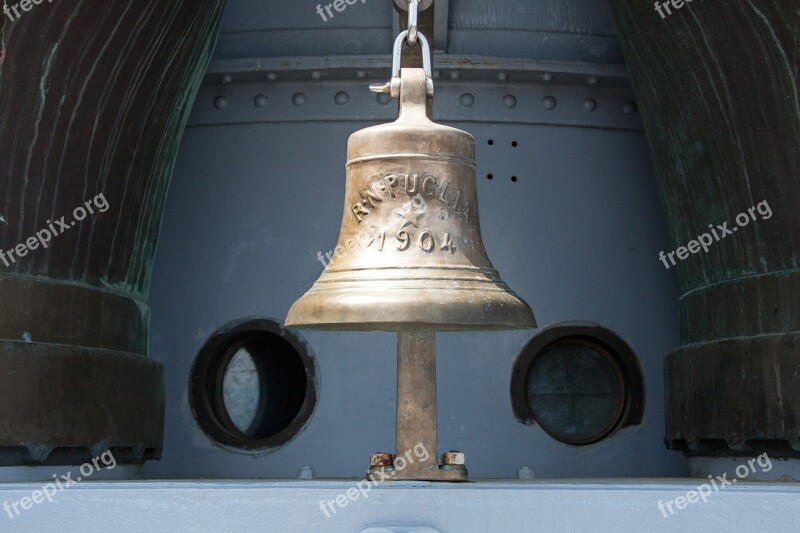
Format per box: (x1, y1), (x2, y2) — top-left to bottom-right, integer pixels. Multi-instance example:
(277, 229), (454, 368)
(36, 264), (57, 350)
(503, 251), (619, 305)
(0, 479), (797, 532)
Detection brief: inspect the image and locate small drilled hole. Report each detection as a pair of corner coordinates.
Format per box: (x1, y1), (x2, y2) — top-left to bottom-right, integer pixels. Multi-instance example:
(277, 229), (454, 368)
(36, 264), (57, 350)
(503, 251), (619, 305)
(511, 176), (518, 182)
(487, 174), (494, 180)
(488, 140), (494, 146)
(512, 141), (518, 147)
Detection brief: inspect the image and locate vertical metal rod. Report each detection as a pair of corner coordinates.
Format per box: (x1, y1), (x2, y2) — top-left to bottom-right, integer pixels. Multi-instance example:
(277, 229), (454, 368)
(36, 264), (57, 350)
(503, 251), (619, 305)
(396, 331), (438, 476)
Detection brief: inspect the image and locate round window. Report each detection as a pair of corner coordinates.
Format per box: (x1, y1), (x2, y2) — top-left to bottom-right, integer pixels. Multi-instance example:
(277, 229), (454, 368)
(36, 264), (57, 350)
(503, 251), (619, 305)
(189, 319), (317, 451)
(511, 324), (644, 445)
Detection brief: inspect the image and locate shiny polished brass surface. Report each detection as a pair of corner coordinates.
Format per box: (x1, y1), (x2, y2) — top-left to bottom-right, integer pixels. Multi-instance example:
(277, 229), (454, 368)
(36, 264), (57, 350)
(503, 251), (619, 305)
(286, 68), (535, 331)
(287, 65), (535, 482)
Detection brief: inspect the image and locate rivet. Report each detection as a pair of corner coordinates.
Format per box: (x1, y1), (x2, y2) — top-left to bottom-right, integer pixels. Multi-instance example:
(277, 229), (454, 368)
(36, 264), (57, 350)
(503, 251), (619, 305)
(334, 91), (349, 105)
(311, 71), (322, 80)
(623, 102), (638, 115)
(221, 74), (233, 84)
(213, 95), (228, 110)
(503, 95), (517, 108)
(449, 71), (459, 80)
(542, 96), (556, 110)
(355, 70), (367, 79)
(541, 73), (553, 82)
(511, 176), (518, 182)
(266, 72), (278, 81)
(292, 93), (307, 106)
(583, 98), (597, 112)
(518, 466), (535, 480)
(377, 93), (391, 105)
(587, 76), (598, 86)
(460, 93), (475, 107)
(254, 94), (268, 108)
(497, 72), (508, 81)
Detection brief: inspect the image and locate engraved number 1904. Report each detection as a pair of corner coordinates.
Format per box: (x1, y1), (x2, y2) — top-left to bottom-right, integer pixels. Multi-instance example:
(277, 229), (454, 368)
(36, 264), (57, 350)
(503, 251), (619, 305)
(372, 230), (456, 254)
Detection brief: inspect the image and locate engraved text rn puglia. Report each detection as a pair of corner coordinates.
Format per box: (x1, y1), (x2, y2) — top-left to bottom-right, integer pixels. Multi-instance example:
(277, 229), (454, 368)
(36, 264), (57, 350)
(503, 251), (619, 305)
(351, 172), (468, 223)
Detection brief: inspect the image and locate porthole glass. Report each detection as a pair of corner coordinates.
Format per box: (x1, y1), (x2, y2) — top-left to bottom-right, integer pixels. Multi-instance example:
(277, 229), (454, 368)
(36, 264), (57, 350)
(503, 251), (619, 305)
(190, 319), (317, 451)
(511, 324), (645, 445)
(221, 347), (262, 436)
(525, 340), (624, 444)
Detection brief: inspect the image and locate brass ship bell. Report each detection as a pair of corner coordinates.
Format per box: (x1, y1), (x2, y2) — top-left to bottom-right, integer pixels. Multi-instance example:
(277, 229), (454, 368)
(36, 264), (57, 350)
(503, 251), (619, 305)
(287, 23), (535, 481)
(287, 31), (534, 330)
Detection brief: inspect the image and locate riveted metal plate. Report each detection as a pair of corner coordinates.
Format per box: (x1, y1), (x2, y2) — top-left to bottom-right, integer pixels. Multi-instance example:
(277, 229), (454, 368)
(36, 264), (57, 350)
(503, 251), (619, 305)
(189, 79), (641, 131)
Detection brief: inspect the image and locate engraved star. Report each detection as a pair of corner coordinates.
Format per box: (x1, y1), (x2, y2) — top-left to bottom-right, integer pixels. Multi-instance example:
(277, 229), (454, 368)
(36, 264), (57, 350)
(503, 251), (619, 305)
(394, 197), (426, 228)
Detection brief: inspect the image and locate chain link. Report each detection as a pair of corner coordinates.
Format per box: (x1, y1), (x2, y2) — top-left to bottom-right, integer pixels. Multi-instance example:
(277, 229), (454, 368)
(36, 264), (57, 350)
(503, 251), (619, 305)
(407, 0), (419, 45)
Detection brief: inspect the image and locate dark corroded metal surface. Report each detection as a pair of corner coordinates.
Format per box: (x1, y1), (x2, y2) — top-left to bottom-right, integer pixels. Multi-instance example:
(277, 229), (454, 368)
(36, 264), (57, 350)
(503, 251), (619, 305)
(608, 1), (800, 456)
(0, 277), (148, 355)
(0, 345), (165, 466)
(0, 0), (225, 464)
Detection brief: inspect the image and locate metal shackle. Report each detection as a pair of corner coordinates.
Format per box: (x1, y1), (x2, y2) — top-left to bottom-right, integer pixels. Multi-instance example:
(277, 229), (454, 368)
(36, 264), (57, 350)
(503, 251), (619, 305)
(369, 29), (434, 99)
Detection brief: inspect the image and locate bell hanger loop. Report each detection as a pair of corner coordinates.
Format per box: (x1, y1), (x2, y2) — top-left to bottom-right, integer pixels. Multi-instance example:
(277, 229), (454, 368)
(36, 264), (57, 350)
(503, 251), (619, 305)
(369, 29), (434, 99)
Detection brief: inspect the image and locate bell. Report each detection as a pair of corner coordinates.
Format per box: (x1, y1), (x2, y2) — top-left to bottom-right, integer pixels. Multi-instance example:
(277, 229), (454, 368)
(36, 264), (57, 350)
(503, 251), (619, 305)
(286, 27), (535, 482)
(286, 65), (535, 331)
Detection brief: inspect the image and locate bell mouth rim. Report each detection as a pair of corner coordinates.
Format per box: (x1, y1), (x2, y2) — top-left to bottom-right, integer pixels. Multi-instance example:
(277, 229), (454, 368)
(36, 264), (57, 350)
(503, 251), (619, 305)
(283, 322), (537, 332)
(285, 288), (536, 332)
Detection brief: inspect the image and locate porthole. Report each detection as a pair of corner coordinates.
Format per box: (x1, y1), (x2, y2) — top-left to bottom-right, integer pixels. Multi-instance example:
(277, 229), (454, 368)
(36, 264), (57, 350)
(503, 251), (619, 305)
(511, 323), (644, 445)
(189, 318), (317, 452)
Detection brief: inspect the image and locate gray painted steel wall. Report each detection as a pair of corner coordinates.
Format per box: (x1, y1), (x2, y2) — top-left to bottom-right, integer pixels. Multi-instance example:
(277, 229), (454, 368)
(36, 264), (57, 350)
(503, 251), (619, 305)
(136, 0), (686, 480)
(213, 0), (622, 62)
(144, 77), (684, 478)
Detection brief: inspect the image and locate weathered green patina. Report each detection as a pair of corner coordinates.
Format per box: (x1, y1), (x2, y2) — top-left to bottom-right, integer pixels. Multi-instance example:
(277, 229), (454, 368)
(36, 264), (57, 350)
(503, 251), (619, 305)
(0, 0), (226, 465)
(608, 0), (800, 456)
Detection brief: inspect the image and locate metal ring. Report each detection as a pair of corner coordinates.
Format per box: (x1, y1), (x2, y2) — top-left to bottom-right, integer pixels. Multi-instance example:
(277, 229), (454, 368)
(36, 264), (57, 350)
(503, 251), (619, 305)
(393, 0), (433, 12)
